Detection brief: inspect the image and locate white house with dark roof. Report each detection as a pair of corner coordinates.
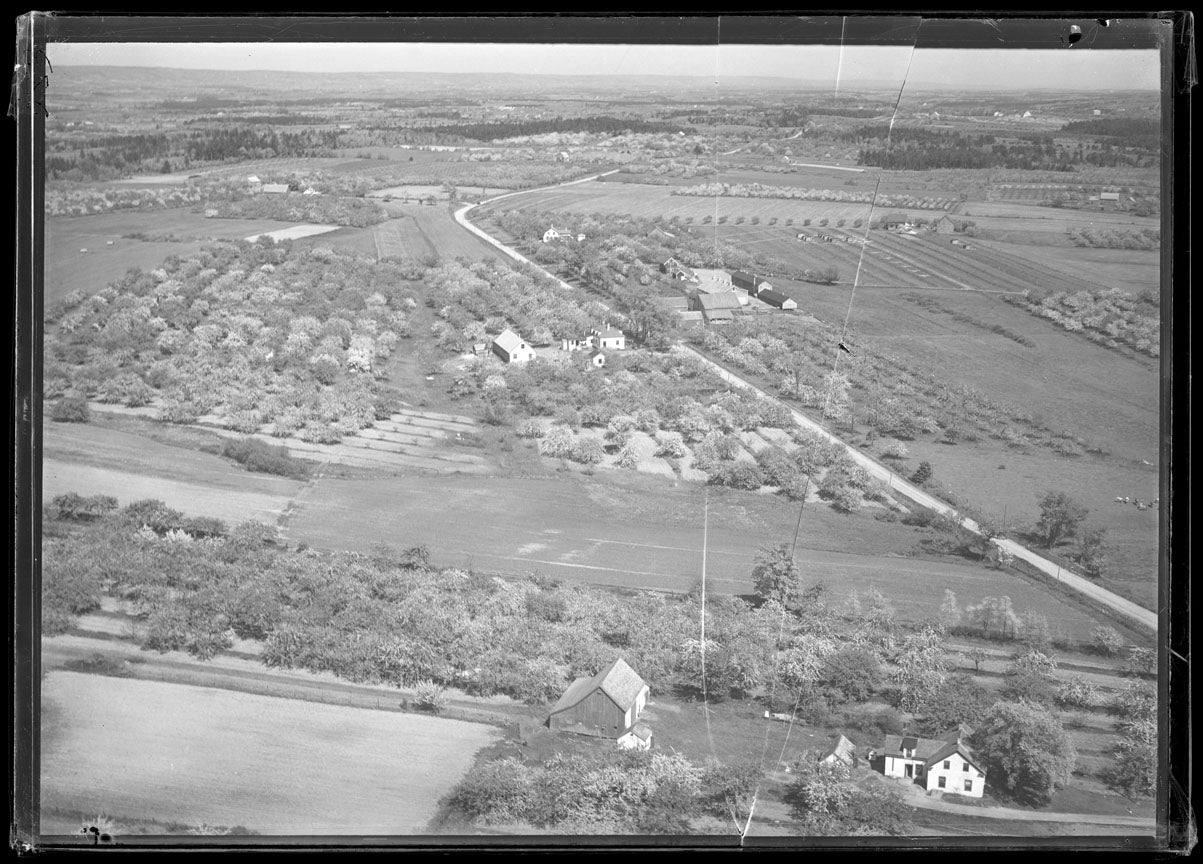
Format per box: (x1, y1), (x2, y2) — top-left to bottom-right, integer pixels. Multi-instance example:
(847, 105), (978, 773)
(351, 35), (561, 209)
(880, 726), (985, 798)
(491, 328), (536, 364)
(547, 658), (650, 741)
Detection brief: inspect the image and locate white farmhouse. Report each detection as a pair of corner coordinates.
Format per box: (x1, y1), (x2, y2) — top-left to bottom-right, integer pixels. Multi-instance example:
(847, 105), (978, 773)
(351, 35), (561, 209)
(879, 727), (986, 798)
(591, 325), (625, 350)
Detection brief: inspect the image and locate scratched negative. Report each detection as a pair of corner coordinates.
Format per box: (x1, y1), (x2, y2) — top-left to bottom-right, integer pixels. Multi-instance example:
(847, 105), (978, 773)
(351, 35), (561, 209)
(28, 13), (1171, 848)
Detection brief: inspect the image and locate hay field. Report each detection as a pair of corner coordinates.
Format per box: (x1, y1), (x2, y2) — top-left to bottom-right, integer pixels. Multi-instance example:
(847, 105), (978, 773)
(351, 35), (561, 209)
(41, 671), (500, 835)
(507, 181), (875, 225)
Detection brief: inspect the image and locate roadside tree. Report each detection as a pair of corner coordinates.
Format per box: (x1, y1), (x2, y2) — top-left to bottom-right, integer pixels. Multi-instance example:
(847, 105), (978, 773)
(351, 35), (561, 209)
(1035, 490), (1089, 548)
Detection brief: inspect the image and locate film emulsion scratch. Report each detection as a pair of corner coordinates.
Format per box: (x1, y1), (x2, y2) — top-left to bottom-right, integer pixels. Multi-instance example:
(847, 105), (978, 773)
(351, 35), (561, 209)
(15, 12), (1189, 852)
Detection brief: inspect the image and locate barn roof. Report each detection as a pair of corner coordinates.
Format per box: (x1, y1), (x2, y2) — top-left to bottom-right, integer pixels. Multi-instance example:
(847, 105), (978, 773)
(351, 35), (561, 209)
(698, 291), (743, 311)
(757, 289), (793, 307)
(261, 183), (290, 194)
(548, 658), (648, 715)
(493, 328), (525, 354)
(821, 734), (857, 766)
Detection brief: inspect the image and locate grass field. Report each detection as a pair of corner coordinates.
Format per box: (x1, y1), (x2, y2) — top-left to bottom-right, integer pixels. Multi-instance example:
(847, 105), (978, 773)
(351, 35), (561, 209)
(45, 210), (327, 306)
(244, 223), (341, 242)
(41, 671), (500, 835)
(285, 470), (1111, 641)
(372, 216), (436, 261)
(43, 419), (305, 525)
(505, 181), (877, 225)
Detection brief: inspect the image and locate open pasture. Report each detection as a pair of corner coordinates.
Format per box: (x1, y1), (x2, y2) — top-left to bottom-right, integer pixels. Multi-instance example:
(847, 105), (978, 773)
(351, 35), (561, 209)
(974, 240), (1160, 294)
(290, 225), (378, 257)
(504, 180), (875, 225)
(244, 223), (341, 242)
(43, 419), (305, 524)
(373, 217), (435, 260)
(285, 471), (1111, 641)
(41, 671), (499, 835)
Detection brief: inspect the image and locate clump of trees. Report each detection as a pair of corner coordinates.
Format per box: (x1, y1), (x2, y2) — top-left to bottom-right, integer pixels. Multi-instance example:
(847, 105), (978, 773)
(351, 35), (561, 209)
(970, 700), (1076, 806)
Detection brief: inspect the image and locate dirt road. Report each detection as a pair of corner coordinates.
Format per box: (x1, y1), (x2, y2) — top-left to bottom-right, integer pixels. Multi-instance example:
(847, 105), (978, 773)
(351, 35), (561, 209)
(455, 203), (1158, 634)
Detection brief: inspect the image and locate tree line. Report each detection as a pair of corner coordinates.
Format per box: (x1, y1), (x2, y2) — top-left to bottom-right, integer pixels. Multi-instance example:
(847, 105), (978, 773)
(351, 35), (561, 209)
(413, 116), (697, 141)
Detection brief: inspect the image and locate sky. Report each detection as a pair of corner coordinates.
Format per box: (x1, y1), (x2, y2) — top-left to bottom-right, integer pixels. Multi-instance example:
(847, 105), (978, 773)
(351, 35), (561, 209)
(48, 42), (1162, 91)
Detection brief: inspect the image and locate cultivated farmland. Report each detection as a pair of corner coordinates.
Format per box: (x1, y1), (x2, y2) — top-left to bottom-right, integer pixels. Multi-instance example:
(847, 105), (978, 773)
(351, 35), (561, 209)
(41, 671), (499, 835)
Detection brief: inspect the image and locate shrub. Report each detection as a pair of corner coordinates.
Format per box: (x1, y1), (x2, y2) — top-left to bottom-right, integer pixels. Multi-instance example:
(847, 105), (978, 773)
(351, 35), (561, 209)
(50, 493), (118, 521)
(51, 397), (91, 423)
(655, 431), (688, 459)
(221, 437), (310, 480)
(570, 436), (606, 465)
(707, 462), (764, 490)
(516, 419), (545, 439)
(413, 680), (449, 713)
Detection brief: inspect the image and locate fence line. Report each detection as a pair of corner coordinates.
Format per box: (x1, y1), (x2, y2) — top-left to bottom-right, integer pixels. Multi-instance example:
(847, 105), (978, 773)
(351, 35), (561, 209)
(111, 662), (516, 728)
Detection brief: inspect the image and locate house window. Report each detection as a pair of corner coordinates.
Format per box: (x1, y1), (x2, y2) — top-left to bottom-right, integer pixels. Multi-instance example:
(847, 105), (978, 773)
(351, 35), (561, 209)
(944, 760), (950, 769)
(965, 780), (973, 792)
(963, 762), (969, 771)
(938, 777), (946, 789)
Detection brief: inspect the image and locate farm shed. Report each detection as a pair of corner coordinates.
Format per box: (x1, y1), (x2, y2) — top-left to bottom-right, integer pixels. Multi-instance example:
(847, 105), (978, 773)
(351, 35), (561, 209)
(547, 658), (650, 740)
(591, 326), (626, 350)
(560, 336), (594, 352)
(617, 724), (653, 751)
(261, 183), (290, 195)
(756, 289), (797, 310)
(731, 270), (772, 294)
(882, 212), (910, 230)
(879, 726), (985, 798)
(930, 214), (957, 235)
(588, 348), (606, 368)
(820, 734), (858, 770)
(677, 310), (704, 329)
(491, 329), (536, 364)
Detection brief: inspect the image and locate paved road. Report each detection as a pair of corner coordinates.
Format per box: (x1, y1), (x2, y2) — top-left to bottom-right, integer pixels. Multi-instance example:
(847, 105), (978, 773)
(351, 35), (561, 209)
(454, 187), (1158, 634)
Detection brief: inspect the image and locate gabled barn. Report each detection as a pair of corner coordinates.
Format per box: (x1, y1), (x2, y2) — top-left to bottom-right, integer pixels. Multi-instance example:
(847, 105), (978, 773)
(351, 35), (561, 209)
(491, 328), (536, 364)
(547, 658), (650, 739)
(694, 291), (743, 324)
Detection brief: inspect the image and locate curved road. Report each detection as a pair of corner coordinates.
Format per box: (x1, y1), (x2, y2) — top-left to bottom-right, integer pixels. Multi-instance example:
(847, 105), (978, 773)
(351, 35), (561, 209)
(453, 182), (1157, 634)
